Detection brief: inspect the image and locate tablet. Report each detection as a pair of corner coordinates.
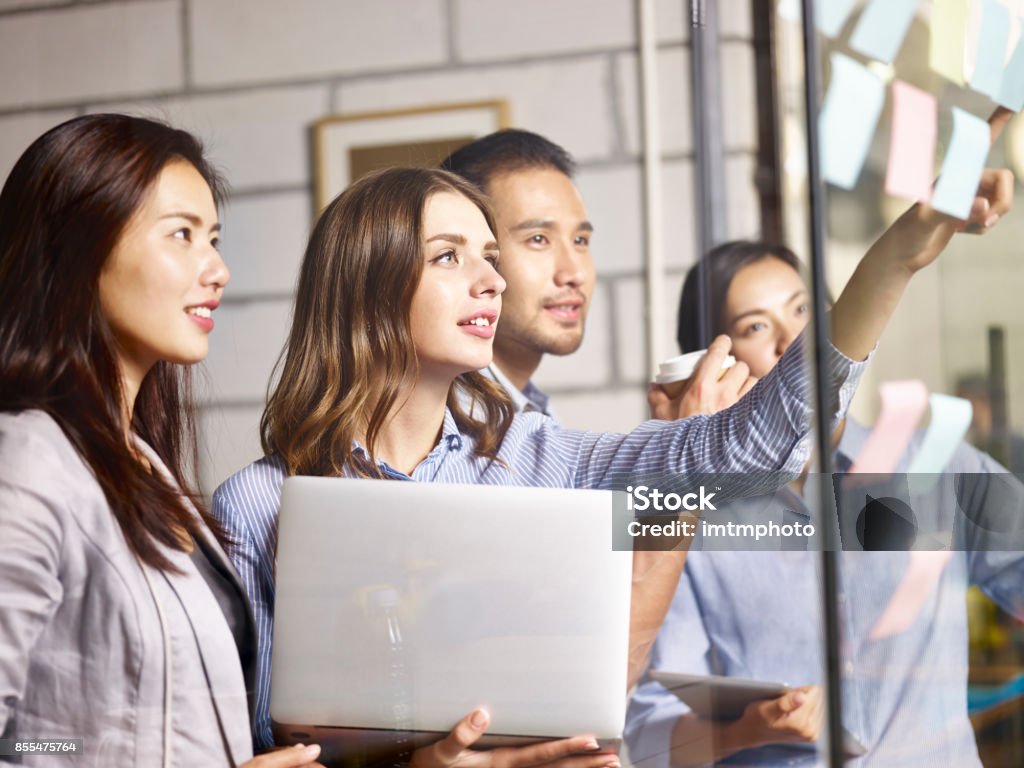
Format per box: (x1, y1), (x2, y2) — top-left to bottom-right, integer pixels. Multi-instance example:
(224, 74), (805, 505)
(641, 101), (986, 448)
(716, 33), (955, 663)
(650, 670), (789, 720)
(650, 671), (868, 757)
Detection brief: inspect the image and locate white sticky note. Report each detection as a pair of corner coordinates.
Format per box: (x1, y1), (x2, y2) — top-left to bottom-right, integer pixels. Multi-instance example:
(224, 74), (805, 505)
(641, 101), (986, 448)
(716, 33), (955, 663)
(931, 108), (992, 220)
(820, 53), (885, 190)
(907, 395), (973, 474)
(850, 0), (917, 63)
(815, 0), (856, 37)
(971, 0), (1011, 99)
(998, 23), (1024, 110)
(907, 395), (973, 496)
(778, 0), (801, 23)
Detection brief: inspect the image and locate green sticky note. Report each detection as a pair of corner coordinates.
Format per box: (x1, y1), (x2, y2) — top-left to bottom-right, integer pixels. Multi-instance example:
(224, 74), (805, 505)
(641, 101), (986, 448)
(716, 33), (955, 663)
(931, 0), (968, 85)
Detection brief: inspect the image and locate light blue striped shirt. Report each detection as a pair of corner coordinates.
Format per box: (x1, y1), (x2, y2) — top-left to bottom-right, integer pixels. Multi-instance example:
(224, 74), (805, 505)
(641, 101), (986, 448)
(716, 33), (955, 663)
(211, 336), (867, 749)
(624, 421), (1024, 767)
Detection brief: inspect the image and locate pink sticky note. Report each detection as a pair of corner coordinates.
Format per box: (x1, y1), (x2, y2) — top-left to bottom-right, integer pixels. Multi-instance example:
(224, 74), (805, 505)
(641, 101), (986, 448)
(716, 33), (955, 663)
(885, 81), (936, 203)
(849, 380), (929, 474)
(869, 551), (953, 640)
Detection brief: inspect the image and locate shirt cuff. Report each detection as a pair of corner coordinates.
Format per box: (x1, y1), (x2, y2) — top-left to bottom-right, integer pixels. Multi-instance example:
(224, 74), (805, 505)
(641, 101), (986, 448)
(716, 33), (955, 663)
(775, 331), (874, 430)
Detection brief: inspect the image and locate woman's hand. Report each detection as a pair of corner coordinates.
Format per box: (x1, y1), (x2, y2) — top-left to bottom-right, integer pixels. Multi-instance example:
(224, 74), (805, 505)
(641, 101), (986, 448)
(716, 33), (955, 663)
(411, 709), (620, 768)
(832, 163), (1014, 365)
(830, 107), (1016, 365)
(877, 166), (1014, 277)
(242, 743), (325, 767)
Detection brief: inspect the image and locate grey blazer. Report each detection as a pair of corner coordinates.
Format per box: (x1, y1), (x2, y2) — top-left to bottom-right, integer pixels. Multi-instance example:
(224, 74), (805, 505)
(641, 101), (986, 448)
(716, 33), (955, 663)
(0, 410), (256, 766)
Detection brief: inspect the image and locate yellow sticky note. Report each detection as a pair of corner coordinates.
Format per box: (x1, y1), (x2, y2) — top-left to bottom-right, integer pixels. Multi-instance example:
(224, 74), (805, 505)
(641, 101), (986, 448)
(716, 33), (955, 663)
(931, 0), (968, 85)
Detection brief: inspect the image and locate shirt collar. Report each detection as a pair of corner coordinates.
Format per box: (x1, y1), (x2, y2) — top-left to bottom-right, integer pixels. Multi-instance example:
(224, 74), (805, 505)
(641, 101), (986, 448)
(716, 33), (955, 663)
(483, 363), (551, 415)
(349, 407), (465, 469)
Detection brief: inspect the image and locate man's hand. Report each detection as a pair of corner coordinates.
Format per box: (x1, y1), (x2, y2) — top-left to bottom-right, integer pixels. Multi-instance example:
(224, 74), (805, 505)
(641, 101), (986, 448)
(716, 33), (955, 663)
(730, 686), (824, 749)
(648, 336), (757, 420)
(411, 709), (620, 768)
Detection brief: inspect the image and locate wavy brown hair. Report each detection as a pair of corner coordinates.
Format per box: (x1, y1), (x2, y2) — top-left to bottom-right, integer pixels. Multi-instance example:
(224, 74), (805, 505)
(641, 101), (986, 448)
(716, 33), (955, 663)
(262, 167), (514, 477)
(0, 113), (228, 571)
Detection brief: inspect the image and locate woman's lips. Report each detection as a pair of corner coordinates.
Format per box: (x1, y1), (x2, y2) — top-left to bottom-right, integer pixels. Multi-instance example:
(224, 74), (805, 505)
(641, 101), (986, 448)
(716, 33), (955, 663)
(458, 312), (497, 339)
(185, 305), (215, 332)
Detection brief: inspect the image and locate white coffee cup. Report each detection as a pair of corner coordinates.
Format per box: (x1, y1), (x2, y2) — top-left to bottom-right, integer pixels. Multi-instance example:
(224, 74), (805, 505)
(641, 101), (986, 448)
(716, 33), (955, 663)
(654, 350), (737, 398)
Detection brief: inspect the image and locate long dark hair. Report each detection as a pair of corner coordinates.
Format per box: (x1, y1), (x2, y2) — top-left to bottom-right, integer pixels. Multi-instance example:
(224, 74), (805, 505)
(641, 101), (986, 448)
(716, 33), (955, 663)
(0, 113), (227, 571)
(262, 167), (515, 477)
(677, 240), (803, 353)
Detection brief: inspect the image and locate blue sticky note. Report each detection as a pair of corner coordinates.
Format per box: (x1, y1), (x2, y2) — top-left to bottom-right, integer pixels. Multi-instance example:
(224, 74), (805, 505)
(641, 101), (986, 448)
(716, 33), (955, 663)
(907, 395), (973, 495)
(971, 0), (1011, 99)
(820, 53), (885, 190)
(850, 0), (917, 64)
(814, 0), (856, 37)
(931, 108), (991, 219)
(997, 23), (1024, 110)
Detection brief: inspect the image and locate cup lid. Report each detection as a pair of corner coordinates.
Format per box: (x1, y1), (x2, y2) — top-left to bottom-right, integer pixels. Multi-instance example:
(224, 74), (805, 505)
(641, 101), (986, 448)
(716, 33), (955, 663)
(654, 350), (736, 384)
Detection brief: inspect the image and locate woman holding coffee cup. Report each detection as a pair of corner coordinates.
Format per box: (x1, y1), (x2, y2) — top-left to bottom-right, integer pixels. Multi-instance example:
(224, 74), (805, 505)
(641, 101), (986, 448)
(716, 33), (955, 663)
(627, 170), (1024, 767)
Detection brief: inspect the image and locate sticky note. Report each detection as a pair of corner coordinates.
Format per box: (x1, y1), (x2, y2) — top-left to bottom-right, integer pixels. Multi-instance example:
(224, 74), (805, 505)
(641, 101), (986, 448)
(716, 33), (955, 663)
(778, 0), (801, 23)
(931, 108), (991, 220)
(850, 0), (917, 64)
(907, 395), (973, 474)
(869, 551), (953, 640)
(815, 0), (856, 37)
(885, 81), (937, 203)
(931, 0), (969, 85)
(970, 0), (1011, 99)
(907, 395), (973, 495)
(820, 53), (885, 190)
(997, 26), (1024, 110)
(849, 381), (929, 475)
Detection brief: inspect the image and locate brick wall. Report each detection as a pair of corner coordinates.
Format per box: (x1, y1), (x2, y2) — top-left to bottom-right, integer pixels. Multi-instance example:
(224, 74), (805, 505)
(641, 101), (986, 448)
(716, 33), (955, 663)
(0, 0), (764, 493)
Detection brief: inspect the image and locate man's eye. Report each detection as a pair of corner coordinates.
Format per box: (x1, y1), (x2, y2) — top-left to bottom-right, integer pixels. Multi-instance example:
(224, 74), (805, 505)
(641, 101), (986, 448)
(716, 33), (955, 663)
(211, 236), (221, 251)
(528, 234), (548, 246)
(574, 235), (590, 246)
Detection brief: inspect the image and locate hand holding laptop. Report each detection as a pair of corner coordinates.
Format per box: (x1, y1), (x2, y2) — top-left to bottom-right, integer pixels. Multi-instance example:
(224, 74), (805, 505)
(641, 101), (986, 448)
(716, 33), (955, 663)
(411, 708), (619, 768)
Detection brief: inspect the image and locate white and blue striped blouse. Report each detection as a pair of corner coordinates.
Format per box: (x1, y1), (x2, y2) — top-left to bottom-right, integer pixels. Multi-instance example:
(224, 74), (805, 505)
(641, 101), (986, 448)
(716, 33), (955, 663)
(212, 336), (867, 749)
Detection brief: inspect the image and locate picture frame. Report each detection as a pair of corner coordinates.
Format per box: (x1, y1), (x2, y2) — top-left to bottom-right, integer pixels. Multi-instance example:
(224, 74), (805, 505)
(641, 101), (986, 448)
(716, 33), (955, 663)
(313, 100), (510, 211)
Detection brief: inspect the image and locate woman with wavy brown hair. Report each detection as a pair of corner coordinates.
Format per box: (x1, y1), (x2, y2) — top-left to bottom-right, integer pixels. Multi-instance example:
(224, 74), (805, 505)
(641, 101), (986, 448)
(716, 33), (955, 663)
(0, 114), (323, 767)
(208, 163), (932, 767)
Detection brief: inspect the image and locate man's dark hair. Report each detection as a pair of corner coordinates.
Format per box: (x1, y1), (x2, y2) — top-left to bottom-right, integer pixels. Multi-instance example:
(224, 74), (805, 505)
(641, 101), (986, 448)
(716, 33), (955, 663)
(441, 129), (576, 191)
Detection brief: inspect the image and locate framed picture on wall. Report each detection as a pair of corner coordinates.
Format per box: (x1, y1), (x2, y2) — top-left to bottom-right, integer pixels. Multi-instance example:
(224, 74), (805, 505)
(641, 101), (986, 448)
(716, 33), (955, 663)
(313, 100), (510, 212)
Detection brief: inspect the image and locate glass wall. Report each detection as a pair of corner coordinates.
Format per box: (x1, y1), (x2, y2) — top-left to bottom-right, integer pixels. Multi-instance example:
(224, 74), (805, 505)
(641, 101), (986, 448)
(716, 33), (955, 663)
(773, 2), (1024, 765)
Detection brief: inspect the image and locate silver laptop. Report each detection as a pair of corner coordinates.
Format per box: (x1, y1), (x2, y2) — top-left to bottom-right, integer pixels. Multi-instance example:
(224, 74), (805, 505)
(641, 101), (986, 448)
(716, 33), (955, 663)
(271, 477), (631, 762)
